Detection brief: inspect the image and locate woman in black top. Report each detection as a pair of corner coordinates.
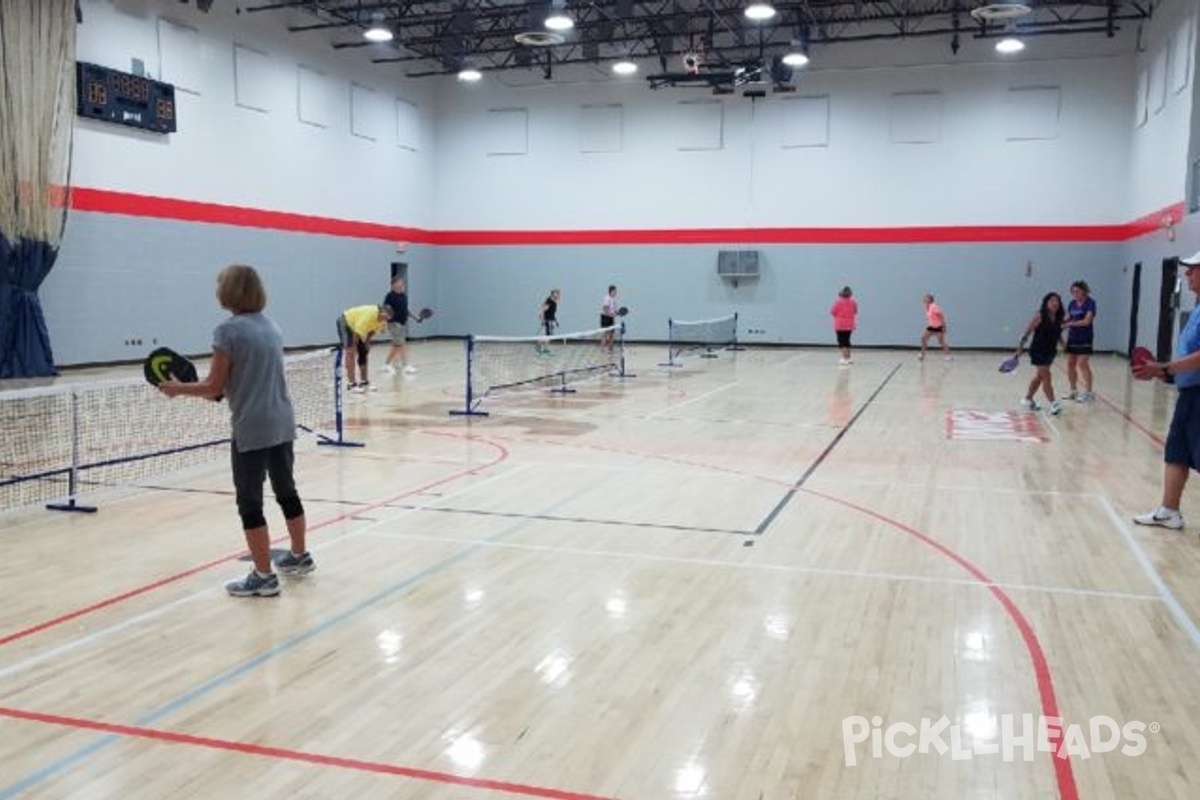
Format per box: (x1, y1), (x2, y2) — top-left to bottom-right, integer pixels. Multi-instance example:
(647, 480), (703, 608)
(1018, 291), (1066, 415)
(540, 288), (560, 336)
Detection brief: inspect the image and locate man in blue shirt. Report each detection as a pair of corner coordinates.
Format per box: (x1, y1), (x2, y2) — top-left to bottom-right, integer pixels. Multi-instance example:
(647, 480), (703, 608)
(1134, 250), (1200, 530)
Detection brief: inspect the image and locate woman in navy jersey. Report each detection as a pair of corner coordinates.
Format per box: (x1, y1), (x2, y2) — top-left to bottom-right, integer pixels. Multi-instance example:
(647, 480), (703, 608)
(1063, 280), (1097, 402)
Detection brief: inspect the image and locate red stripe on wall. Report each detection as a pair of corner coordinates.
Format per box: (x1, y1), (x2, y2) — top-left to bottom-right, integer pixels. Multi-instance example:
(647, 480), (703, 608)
(69, 187), (433, 244)
(67, 186), (1185, 246)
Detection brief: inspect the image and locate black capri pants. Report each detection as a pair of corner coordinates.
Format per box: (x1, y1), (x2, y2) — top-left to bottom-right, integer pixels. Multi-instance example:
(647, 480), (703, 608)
(231, 440), (304, 530)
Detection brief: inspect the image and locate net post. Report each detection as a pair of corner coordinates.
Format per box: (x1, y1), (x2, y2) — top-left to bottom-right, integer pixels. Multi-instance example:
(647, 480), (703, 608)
(614, 321), (635, 378)
(45, 389), (97, 513)
(316, 344), (364, 447)
(727, 311), (746, 351)
(450, 335), (489, 417)
(659, 317), (682, 368)
(549, 367), (576, 394)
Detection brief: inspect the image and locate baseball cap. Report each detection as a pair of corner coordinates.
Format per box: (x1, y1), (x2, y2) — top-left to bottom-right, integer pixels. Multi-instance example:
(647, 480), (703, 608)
(1181, 250), (1200, 267)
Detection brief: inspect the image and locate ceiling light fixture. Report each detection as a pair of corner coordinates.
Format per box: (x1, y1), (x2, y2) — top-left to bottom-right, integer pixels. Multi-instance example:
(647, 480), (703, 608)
(612, 60), (637, 75)
(457, 67), (483, 82)
(544, 10), (574, 31)
(995, 35), (1024, 53)
(781, 51), (809, 67)
(744, 3), (776, 21)
(363, 13), (393, 42)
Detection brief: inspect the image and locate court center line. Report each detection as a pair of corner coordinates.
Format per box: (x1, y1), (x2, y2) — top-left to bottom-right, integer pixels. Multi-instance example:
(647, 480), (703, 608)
(754, 362), (903, 534)
(1098, 495), (1200, 653)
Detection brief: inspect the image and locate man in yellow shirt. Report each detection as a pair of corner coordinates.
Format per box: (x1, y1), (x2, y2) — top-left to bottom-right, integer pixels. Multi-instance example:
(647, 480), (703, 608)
(337, 304), (392, 392)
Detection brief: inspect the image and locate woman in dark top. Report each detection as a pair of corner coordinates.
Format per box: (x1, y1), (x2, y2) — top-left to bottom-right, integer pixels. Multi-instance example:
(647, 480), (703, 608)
(540, 288), (560, 336)
(1018, 291), (1066, 415)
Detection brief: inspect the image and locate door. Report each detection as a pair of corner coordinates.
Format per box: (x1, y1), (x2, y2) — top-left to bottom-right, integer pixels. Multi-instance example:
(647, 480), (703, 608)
(1156, 257), (1179, 362)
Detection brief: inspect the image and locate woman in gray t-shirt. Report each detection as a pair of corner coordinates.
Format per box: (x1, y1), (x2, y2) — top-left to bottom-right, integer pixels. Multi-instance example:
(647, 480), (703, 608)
(158, 264), (315, 598)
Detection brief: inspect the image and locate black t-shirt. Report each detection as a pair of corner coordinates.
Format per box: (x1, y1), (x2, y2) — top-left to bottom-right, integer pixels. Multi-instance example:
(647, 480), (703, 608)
(542, 296), (557, 322)
(383, 290), (408, 324)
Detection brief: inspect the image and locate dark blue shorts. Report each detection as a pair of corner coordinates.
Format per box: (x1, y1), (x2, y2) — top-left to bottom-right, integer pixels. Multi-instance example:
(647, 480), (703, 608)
(1164, 388), (1200, 470)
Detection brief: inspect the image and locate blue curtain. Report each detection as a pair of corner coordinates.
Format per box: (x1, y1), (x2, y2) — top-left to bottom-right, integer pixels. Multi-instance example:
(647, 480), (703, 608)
(0, 235), (58, 378)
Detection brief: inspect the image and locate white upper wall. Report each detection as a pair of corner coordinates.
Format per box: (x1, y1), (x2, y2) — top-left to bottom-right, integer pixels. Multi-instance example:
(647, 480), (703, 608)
(1126, 0), (1197, 220)
(70, 0), (1195, 232)
(432, 53), (1146, 229)
(73, 0), (437, 226)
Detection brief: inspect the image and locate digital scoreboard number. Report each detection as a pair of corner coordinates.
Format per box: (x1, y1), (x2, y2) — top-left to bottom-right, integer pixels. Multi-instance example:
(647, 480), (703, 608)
(76, 62), (177, 134)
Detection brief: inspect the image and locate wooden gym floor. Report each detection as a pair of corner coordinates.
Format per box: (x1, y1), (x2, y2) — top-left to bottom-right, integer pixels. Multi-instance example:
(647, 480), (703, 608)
(1, 341), (1198, 799)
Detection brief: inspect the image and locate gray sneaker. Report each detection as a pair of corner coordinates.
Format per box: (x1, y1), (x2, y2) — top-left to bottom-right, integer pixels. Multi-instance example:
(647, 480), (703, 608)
(1132, 507), (1185, 530)
(225, 570), (280, 597)
(275, 551), (316, 576)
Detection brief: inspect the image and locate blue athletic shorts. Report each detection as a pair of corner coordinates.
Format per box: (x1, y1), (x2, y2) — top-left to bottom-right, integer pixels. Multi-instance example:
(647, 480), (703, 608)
(1164, 388), (1200, 470)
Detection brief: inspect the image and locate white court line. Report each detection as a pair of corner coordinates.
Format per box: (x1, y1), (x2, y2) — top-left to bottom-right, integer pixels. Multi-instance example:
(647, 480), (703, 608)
(1100, 495), (1200, 654)
(0, 464), (531, 681)
(357, 529), (1162, 603)
(644, 380), (741, 420)
(807, 476), (1101, 498)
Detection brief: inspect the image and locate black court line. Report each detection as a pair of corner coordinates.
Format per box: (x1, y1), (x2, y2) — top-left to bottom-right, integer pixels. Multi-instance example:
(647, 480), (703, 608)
(754, 362), (903, 535)
(390, 503), (752, 537)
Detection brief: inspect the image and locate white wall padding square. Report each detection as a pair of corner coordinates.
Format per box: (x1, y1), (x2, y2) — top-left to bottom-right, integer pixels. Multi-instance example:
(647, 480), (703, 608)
(580, 104), (623, 153)
(350, 84), (386, 141)
(156, 17), (200, 94)
(396, 98), (420, 151)
(889, 91), (941, 144)
(233, 43), (271, 113)
(676, 100), (723, 151)
(1004, 86), (1060, 141)
(297, 64), (334, 128)
(486, 108), (528, 155)
(780, 95), (829, 148)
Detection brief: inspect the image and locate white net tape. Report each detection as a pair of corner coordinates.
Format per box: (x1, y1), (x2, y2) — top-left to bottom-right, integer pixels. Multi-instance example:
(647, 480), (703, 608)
(667, 314), (738, 361)
(463, 325), (621, 410)
(0, 348), (335, 511)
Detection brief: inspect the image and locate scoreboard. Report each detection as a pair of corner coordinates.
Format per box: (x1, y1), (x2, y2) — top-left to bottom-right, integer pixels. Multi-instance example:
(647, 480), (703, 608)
(76, 62), (177, 134)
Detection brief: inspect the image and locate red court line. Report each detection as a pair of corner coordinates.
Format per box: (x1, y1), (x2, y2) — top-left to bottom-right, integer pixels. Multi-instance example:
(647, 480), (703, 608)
(0, 432), (510, 648)
(1095, 394), (1165, 447)
(800, 486), (1079, 800)
(0, 706), (616, 800)
(68, 186), (1183, 246)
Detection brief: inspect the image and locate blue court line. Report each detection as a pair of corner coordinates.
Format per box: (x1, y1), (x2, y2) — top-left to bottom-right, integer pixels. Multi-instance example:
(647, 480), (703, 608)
(0, 480), (603, 798)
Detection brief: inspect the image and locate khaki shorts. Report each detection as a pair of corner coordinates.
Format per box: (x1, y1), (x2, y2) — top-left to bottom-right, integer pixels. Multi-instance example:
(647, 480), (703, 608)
(387, 322), (407, 345)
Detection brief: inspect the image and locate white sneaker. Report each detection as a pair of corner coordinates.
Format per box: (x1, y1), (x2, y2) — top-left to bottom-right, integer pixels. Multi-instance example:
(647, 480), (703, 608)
(1020, 398), (1040, 411)
(349, 383), (364, 394)
(382, 363), (396, 375)
(838, 358), (851, 367)
(362, 382), (378, 393)
(403, 365), (417, 374)
(1050, 401), (1062, 415)
(1133, 507), (1185, 530)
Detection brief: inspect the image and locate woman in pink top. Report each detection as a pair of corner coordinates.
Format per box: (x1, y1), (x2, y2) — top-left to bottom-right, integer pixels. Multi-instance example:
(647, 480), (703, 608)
(830, 286), (858, 365)
(919, 293), (952, 361)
